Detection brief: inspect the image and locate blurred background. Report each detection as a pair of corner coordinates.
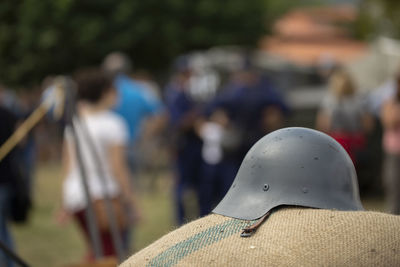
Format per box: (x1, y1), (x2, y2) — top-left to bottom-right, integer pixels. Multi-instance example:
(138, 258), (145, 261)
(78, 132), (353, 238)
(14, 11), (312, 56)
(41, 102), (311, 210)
(1, 0), (400, 266)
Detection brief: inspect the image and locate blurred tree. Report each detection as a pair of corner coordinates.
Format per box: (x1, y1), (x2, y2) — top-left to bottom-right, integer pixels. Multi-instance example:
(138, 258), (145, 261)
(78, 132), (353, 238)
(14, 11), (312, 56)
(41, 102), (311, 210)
(0, 0), (268, 87)
(0, 0), (328, 87)
(355, 0), (400, 39)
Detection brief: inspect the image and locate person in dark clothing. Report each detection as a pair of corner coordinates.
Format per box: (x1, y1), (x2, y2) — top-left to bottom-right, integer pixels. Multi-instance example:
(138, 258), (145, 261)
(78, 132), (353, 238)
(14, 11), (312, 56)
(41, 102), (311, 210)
(0, 106), (18, 267)
(197, 69), (289, 215)
(165, 60), (204, 225)
(206, 70), (288, 160)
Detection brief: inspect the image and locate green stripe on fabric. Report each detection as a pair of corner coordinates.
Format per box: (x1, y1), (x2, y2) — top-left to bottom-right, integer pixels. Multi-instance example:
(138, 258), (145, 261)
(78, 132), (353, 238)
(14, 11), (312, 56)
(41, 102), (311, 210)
(147, 218), (251, 267)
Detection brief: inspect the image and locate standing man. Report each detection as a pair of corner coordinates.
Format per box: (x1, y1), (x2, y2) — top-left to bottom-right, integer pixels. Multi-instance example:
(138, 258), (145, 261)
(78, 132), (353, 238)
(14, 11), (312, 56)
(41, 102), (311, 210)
(206, 67), (288, 162)
(102, 52), (164, 176)
(102, 52), (164, 251)
(196, 67), (289, 215)
(381, 72), (400, 214)
(0, 106), (18, 267)
(165, 56), (205, 225)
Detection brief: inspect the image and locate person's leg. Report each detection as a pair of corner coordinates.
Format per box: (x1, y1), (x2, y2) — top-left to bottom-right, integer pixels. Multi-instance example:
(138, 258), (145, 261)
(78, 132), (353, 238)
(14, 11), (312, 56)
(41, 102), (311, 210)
(125, 147), (138, 184)
(175, 141), (204, 224)
(212, 160), (238, 211)
(123, 146), (142, 251)
(0, 185), (14, 267)
(73, 209), (95, 261)
(198, 163), (217, 217)
(219, 160), (238, 198)
(121, 227), (133, 253)
(175, 145), (194, 225)
(113, 199), (132, 254)
(175, 167), (186, 225)
(100, 230), (116, 257)
(383, 153), (400, 214)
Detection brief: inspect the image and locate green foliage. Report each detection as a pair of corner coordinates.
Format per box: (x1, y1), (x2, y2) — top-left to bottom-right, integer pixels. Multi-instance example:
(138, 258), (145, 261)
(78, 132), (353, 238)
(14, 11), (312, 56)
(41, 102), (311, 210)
(0, 0), (267, 87)
(355, 0), (400, 39)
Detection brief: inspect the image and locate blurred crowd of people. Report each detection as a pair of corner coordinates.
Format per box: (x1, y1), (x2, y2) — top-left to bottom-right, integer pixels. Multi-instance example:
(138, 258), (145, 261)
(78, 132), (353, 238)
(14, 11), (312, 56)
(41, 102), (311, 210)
(2, 50), (400, 265)
(164, 54), (289, 224)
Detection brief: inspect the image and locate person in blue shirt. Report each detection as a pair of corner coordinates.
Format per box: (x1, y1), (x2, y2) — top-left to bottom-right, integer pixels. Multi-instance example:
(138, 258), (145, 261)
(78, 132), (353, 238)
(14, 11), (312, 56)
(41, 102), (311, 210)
(102, 52), (164, 251)
(102, 52), (164, 174)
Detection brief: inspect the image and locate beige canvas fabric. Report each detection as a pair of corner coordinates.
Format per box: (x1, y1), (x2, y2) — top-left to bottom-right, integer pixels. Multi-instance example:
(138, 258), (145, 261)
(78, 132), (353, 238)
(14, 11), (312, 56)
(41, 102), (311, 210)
(121, 208), (400, 266)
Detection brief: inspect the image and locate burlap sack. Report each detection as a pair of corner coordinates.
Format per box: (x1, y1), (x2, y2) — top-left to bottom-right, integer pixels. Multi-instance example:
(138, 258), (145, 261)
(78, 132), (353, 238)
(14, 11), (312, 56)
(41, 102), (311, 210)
(121, 208), (400, 266)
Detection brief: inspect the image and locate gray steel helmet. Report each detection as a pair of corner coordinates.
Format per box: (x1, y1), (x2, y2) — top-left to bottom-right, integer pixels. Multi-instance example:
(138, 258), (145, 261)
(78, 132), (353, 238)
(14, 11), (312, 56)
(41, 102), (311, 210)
(213, 127), (363, 220)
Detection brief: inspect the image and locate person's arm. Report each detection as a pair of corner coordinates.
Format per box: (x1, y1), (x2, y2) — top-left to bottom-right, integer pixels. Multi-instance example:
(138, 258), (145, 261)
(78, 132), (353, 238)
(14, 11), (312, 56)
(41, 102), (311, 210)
(109, 144), (141, 220)
(381, 100), (400, 129)
(61, 138), (71, 179)
(261, 106), (284, 133)
(361, 113), (375, 133)
(315, 110), (331, 133)
(56, 137), (72, 225)
(141, 111), (168, 140)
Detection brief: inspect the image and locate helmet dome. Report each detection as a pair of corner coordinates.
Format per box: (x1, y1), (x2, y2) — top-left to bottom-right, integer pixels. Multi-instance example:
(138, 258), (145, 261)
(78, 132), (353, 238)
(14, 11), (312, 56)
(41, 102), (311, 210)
(213, 127), (363, 220)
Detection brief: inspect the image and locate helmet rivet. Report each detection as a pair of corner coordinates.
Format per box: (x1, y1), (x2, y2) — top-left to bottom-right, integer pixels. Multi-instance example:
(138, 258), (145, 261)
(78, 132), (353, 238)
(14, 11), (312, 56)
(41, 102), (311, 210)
(263, 184), (269, 191)
(302, 187), (308, 193)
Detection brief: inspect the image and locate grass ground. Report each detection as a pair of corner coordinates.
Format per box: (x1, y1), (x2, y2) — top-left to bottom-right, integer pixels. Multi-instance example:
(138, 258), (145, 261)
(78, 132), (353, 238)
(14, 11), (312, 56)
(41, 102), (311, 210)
(11, 162), (385, 267)
(12, 162), (177, 267)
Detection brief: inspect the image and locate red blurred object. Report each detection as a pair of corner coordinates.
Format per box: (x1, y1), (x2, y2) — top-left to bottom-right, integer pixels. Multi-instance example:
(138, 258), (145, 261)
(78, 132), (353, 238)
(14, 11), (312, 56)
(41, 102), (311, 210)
(259, 5), (367, 66)
(329, 132), (366, 164)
